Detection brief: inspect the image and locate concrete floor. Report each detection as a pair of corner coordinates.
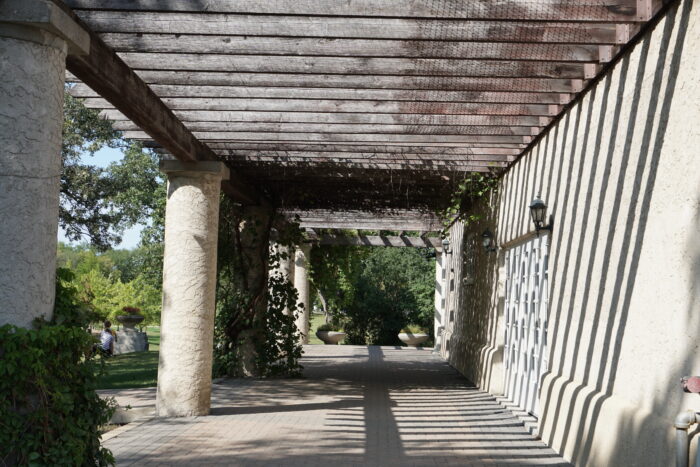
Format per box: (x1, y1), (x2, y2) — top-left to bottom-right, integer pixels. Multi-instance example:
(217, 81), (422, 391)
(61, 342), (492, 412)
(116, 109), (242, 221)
(102, 345), (570, 466)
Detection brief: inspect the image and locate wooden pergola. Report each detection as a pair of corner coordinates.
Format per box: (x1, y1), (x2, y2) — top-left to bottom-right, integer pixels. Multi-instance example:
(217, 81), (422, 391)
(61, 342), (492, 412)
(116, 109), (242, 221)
(60, 0), (669, 224)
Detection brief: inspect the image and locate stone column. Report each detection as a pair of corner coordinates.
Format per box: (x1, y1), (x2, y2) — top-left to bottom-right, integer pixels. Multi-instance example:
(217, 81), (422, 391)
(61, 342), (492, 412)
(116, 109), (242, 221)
(156, 161), (229, 417)
(0, 1), (89, 327)
(293, 243), (312, 344)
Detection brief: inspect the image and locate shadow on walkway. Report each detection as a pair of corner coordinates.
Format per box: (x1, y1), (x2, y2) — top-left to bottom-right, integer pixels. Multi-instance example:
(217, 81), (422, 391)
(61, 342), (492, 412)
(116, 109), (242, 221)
(105, 345), (570, 466)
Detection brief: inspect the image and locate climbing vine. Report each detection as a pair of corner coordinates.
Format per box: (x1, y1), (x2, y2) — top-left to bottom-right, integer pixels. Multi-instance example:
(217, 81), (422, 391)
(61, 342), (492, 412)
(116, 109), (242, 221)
(213, 197), (304, 378)
(439, 173), (499, 234)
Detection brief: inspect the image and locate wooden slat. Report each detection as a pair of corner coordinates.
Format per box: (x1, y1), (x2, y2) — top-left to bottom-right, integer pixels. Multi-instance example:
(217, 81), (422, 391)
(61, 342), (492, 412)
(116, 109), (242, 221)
(98, 33), (602, 62)
(68, 71), (581, 93)
(65, 0), (641, 22)
(232, 161), (494, 172)
(120, 130), (530, 144)
(218, 150), (517, 162)
(202, 143), (524, 155)
(317, 235), (442, 248)
(82, 97), (559, 116)
(111, 121), (538, 136)
(71, 83), (570, 105)
(74, 12), (625, 44)
(54, 3), (261, 204)
(116, 53), (587, 79)
(99, 109), (549, 127)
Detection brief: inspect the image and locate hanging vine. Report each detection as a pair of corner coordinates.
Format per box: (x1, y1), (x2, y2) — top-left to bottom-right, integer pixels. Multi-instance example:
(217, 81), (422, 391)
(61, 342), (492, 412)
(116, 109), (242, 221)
(213, 196), (304, 378)
(439, 173), (499, 234)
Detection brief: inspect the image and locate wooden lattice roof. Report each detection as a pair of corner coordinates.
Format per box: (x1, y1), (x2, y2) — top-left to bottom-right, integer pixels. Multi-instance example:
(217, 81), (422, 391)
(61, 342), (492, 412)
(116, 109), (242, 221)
(61, 0), (672, 221)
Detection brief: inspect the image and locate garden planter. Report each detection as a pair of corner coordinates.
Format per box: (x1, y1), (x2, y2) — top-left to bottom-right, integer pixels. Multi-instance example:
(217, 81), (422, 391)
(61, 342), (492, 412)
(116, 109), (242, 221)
(116, 314), (144, 330)
(316, 331), (346, 345)
(398, 332), (429, 348)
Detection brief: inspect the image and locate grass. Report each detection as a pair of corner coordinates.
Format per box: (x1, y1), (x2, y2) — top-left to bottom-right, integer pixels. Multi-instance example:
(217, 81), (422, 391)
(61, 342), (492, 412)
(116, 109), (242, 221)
(96, 315), (332, 390)
(308, 313), (330, 345)
(96, 326), (160, 390)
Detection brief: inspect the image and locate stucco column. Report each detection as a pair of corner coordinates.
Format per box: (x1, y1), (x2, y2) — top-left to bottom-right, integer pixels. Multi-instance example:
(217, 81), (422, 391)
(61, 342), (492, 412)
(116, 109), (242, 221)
(156, 160), (229, 417)
(293, 243), (312, 344)
(0, 1), (89, 327)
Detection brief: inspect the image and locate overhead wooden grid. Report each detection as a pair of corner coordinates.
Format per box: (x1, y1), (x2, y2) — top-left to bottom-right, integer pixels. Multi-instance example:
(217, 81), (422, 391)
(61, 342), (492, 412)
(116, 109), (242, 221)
(62, 0), (669, 229)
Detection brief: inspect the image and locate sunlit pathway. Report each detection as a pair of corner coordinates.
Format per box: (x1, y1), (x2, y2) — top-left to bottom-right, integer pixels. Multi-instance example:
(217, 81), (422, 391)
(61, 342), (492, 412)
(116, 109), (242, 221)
(104, 346), (570, 466)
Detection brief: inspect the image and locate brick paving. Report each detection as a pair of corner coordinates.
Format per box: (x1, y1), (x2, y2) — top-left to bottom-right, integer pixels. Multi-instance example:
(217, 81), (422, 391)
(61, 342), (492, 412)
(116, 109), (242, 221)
(103, 345), (570, 466)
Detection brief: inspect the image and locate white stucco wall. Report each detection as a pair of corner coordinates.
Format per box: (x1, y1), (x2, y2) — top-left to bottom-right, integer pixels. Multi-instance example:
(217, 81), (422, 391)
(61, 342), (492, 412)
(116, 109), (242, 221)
(447, 1), (700, 465)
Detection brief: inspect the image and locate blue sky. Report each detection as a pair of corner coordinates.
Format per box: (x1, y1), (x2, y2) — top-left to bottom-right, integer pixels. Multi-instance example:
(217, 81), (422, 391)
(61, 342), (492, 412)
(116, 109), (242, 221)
(58, 146), (144, 250)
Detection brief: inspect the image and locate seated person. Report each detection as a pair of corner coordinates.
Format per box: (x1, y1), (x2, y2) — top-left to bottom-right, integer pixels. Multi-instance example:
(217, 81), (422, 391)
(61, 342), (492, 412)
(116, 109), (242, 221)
(98, 320), (117, 356)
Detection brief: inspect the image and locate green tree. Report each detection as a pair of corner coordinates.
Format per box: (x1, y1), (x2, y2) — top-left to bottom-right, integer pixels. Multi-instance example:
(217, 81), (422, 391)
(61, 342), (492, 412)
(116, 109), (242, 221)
(61, 92), (165, 251)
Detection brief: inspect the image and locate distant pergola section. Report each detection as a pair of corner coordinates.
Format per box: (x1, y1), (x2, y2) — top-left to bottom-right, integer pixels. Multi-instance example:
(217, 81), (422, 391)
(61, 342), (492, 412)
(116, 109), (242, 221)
(289, 209), (442, 232)
(311, 233), (442, 250)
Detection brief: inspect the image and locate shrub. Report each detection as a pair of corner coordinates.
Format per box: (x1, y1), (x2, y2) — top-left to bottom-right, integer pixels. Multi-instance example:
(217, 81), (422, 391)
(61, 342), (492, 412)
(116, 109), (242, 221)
(0, 325), (116, 466)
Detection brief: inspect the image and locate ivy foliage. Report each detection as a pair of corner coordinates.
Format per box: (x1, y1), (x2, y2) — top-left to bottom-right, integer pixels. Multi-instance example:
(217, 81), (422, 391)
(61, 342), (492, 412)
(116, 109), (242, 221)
(213, 198), (303, 378)
(440, 173), (499, 233)
(0, 269), (116, 466)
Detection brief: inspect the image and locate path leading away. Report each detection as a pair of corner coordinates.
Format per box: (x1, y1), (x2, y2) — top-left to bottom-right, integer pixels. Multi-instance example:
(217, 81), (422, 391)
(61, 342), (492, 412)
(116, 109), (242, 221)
(103, 346), (570, 466)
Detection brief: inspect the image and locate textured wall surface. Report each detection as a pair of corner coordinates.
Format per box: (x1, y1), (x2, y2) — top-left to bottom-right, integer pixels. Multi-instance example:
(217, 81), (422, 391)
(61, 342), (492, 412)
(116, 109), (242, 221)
(0, 33), (66, 327)
(446, 1), (700, 465)
(294, 244), (311, 344)
(156, 169), (223, 417)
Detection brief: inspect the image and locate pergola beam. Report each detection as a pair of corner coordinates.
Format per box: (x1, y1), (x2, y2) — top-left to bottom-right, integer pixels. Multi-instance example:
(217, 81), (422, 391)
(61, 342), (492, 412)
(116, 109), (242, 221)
(64, 0), (646, 22)
(80, 97), (559, 117)
(68, 71), (582, 93)
(289, 210), (442, 232)
(99, 109), (550, 128)
(70, 84), (570, 105)
(315, 234), (442, 249)
(69, 12), (628, 44)
(111, 121), (539, 137)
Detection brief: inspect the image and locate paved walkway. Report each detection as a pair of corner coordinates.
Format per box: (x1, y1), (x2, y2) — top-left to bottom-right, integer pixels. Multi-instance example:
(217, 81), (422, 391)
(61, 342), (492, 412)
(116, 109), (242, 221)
(103, 345), (570, 466)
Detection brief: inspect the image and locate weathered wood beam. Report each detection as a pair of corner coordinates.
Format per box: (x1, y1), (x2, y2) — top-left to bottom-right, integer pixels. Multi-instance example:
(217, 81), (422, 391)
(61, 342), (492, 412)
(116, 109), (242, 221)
(70, 84), (570, 105)
(111, 121), (538, 137)
(290, 210), (442, 232)
(52, 3), (261, 204)
(73, 11), (627, 44)
(68, 71), (581, 93)
(317, 235), (442, 249)
(233, 161), (495, 172)
(217, 150), (517, 162)
(97, 34), (603, 62)
(120, 130), (531, 144)
(201, 143), (524, 156)
(114, 53), (590, 79)
(99, 109), (550, 128)
(81, 97), (559, 116)
(65, 0), (643, 22)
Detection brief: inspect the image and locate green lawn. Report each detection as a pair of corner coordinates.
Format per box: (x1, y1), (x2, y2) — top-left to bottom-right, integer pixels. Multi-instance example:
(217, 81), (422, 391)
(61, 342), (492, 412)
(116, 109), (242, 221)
(97, 315), (331, 389)
(96, 326), (160, 390)
(308, 313), (327, 345)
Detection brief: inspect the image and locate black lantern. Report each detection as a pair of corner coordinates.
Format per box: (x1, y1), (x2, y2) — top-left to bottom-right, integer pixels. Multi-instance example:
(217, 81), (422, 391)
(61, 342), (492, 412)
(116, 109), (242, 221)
(529, 195), (553, 234)
(441, 238), (451, 254)
(481, 229), (497, 253)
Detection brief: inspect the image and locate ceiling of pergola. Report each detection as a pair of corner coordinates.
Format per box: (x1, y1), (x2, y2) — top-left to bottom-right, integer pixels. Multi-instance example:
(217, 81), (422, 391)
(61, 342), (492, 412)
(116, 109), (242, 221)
(62, 0), (669, 221)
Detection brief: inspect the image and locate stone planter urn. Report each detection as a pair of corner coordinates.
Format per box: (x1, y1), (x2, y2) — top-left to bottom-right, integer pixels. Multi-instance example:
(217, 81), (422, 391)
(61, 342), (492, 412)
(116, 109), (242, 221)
(116, 314), (144, 330)
(398, 332), (429, 348)
(316, 331), (346, 345)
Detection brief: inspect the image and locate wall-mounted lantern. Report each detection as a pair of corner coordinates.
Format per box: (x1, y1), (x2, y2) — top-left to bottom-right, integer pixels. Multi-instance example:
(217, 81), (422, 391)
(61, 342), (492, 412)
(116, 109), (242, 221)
(441, 238), (451, 254)
(529, 195), (553, 235)
(481, 229), (497, 253)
